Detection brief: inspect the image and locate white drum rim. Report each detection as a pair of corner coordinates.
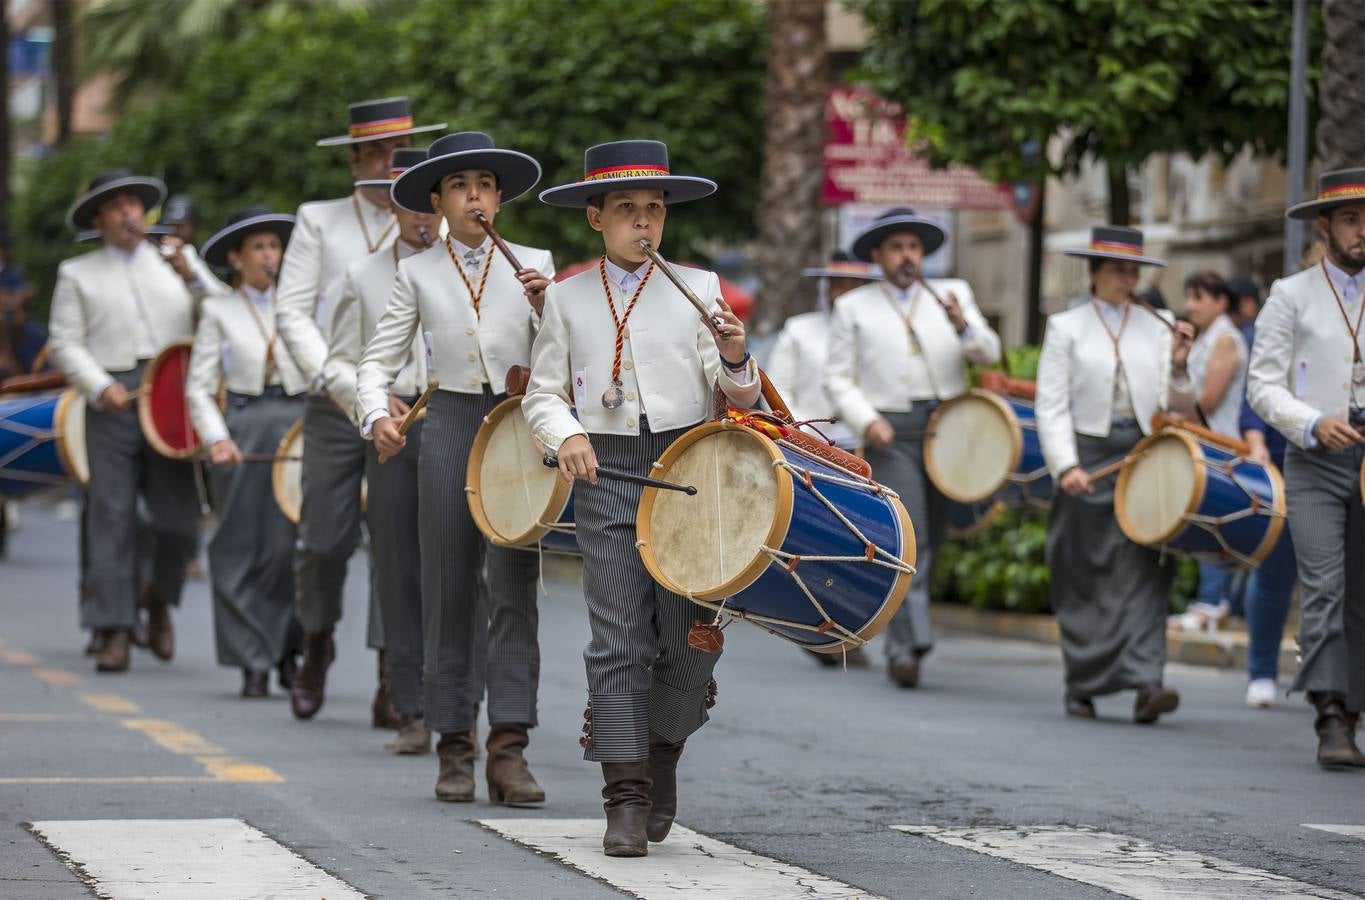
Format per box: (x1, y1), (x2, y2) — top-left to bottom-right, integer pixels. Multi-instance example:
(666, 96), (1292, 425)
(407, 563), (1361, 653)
(466, 395), (572, 547)
(272, 417), (305, 524)
(923, 389), (1023, 503)
(54, 388), (89, 486)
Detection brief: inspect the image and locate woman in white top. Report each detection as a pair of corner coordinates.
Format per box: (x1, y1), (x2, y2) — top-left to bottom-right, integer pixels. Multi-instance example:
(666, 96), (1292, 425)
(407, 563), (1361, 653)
(186, 207), (307, 699)
(1036, 226), (1195, 724)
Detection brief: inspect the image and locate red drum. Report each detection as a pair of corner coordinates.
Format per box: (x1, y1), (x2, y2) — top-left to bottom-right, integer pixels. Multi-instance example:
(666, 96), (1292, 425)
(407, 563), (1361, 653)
(138, 342), (202, 459)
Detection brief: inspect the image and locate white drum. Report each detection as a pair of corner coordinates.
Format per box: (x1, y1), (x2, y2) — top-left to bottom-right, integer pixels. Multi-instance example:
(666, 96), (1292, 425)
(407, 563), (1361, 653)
(55, 389), (89, 486)
(272, 417), (366, 524)
(923, 390), (1022, 503)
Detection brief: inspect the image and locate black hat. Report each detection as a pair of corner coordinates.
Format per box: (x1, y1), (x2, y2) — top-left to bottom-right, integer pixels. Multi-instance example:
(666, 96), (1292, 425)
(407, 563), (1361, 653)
(1062, 225), (1166, 267)
(1226, 274), (1261, 305)
(801, 250), (881, 281)
(539, 140), (716, 208)
(162, 194), (194, 226)
(316, 96), (446, 147)
(356, 147), (427, 189)
(391, 132), (541, 213)
(200, 206), (295, 270)
(850, 207), (947, 261)
(66, 169), (167, 231)
(1286, 167), (1365, 220)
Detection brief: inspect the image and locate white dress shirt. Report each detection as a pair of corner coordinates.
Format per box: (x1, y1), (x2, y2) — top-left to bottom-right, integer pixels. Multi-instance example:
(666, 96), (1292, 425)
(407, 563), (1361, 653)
(356, 235), (553, 432)
(824, 278), (1001, 436)
(275, 192), (397, 386)
(1249, 258), (1365, 448)
(522, 257), (759, 452)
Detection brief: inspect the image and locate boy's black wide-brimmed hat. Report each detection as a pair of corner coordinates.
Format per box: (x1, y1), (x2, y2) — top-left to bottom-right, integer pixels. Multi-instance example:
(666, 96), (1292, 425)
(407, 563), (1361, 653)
(850, 207), (947, 261)
(1286, 167), (1365, 220)
(391, 132), (541, 213)
(66, 169), (167, 231)
(1062, 225), (1167, 267)
(539, 140), (717, 208)
(316, 96), (446, 147)
(801, 250), (881, 281)
(200, 206), (296, 270)
(357, 147), (427, 189)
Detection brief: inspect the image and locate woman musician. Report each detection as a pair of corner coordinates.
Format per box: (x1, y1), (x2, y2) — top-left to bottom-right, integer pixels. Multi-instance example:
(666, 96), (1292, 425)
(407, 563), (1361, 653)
(186, 207), (309, 698)
(1036, 226), (1195, 724)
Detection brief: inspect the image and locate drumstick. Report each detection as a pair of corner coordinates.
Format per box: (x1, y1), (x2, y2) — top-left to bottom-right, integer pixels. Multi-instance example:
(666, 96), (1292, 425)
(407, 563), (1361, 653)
(1087, 449), (1151, 481)
(473, 211), (542, 295)
(541, 456), (697, 495)
(378, 377), (438, 464)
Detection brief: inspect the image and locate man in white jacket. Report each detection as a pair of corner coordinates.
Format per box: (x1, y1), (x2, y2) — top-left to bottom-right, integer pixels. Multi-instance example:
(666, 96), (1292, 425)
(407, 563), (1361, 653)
(1248, 167), (1365, 769)
(825, 207), (1001, 689)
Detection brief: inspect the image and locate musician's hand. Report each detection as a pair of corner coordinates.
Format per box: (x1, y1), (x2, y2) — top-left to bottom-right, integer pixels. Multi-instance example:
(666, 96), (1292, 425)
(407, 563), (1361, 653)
(557, 434), (598, 485)
(1171, 320), (1195, 368)
(160, 236), (195, 282)
(388, 394), (411, 419)
(516, 267), (550, 315)
(864, 418), (895, 449)
(1312, 416), (1365, 452)
(1244, 429), (1271, 466)
(1060, 467), (1094, 496)
(711, 296), (747, 365)
(209, 438), (244, 467)
(100, 382), (131, 412)
(373, 416), (406, 460)
(942, 292), (968, 333)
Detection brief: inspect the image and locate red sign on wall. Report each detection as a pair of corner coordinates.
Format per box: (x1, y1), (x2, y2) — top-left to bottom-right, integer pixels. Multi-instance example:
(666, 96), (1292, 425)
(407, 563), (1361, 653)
(822, 87), (1009, 210)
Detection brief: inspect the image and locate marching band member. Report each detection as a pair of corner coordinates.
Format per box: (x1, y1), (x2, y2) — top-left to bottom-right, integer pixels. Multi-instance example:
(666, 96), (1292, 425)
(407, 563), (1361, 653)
(825, 207), (1001, 689)
(1248, 167), (1365, 768)
(274, 97), (444, 723)
(48, 169), (225, 672)
(328, 147), (442, 754)
(186, 207), (306, 698)
(358, 132), (551, 803)
(527, 140), (759, 857)
(1037, 226), (1194, 723)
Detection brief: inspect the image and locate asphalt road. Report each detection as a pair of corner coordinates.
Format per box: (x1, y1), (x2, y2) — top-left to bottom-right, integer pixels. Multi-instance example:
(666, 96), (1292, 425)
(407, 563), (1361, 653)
(1, 499), (1362, 899)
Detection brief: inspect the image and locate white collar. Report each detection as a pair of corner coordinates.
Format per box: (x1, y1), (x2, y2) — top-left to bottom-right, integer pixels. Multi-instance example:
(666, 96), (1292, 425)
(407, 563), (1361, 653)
(604, 256), (650, 289)
(354, 190), (394, 221)
(241, 282), (274, 307)
(1091, 295), (1129, 323)
(1323, 256), (1363, 299)
(396, 237), (426, 260)
(104, 241), (144, 263)
(450, 235), (491, 256)
(881, 280), (914, 303)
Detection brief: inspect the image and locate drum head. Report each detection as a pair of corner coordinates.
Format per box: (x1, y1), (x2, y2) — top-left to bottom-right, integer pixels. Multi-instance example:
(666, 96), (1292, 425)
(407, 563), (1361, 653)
(272, 418), (305, 524)
(467, 397), (570, 546)
(638, 422), (788, 601)
(138, 342), (202, 459)
(55, 389), (89, 486)
(924, 391), (1021, 503)
(1115, 431), (1201, 546)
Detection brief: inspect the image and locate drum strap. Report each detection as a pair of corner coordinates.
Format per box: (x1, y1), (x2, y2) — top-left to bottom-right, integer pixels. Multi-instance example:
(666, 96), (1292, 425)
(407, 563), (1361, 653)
(1321, 261), (1365, 407)
(445, 235), (492, 319)
(239, 290), (279, 384)
(881, 283), (941, 399)
(352, 193), (396, 255)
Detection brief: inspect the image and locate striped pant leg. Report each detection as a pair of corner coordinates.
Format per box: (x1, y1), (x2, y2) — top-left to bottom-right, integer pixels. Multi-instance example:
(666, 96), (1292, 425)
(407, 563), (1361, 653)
(649, 578), (720, 745)
(483, 543), (540, 726)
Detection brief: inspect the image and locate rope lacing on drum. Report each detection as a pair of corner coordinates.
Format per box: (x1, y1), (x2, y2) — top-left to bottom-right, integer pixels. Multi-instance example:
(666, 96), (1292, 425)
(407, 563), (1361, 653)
(1163, 452), (1286, 569)
(0, 397), (68, 486)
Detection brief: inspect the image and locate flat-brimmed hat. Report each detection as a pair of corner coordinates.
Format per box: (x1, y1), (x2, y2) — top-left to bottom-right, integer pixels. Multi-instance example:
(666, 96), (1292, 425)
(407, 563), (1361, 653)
(1286, 167), (1365, 220)
(161, 194), (194, 226)
(850, 207), (947, 261)
(1063, 225), (1166, 267)
(539, 140), (716, 208)
(66, 169), (167, 231)
(356, 147), (427, 189)
(391, 132), (541, 213)
(316, 96), (446, 148)
(801, 250), (881, 281)
(200, 206), (295, 270)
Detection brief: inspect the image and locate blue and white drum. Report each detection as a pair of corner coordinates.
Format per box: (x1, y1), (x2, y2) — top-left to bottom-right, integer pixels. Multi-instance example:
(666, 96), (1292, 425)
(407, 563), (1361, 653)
(1115, 421), (1286, 568)
(467, 395), (578, 555)
(924, 388), (1052, 507)
(637, 420), (915, 654)
(0, 389), (87, 498)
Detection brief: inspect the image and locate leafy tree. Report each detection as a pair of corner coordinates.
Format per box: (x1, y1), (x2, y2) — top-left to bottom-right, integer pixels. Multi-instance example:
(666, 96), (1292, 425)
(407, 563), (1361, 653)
(858, 0), (1322, 223)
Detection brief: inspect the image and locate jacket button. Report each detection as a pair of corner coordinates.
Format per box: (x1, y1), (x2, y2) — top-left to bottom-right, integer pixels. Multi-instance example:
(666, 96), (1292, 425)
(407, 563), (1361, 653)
(623, 360), (633, 370)
(626, 391), (636, 402)
(466, 326), (476, 335)
(469, 377), (479, 386)
(468, 352), (477, 362)
(624, 328), (630, 339)
(626, 416), (636, 427)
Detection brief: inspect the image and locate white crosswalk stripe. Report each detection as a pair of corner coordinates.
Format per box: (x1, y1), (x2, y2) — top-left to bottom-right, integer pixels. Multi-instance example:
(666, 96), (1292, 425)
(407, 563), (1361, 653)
(28, 818), (365, 900)
(1303, 824), (1365, 841)
(894, 825), (1360, 899)
(478, 818), (881, 899)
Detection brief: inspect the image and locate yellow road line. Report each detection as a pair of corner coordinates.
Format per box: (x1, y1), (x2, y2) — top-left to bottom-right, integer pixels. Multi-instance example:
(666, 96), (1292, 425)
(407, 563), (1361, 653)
(121, 719), (224, 756)
(32, 668), (82, 687)
(195, 756), (285, 784)
(76, 692), (142, 714)
(0, 649), (41, 666)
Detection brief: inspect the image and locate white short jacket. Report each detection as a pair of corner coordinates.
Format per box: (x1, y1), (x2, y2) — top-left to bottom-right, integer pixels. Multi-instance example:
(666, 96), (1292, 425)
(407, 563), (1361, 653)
(764, 310), (857, 447)
(824, 278), (1001, 436)
(522, 261), (760, 452)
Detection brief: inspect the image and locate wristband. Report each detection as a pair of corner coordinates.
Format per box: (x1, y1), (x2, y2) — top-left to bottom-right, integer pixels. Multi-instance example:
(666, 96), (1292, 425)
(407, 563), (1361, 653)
(722, 351), (751, 372)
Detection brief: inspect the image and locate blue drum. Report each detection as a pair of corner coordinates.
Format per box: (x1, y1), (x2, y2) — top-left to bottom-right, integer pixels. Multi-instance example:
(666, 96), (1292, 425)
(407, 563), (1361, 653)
(0, 390), (87, 498)
(467, 396), (578, 555)
(925, 388), (1052, 509)
(637, 421), (915, 654)
(1115, 423), (1286, 568)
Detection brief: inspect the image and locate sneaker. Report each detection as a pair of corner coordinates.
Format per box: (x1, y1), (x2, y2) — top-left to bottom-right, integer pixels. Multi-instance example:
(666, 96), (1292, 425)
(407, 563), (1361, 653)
(1246, 678), (1276, 709)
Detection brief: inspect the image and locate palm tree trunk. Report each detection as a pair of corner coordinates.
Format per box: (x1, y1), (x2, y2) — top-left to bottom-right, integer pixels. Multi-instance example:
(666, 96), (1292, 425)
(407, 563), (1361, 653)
(753, 0), (827, 334)
(52, 0), (76, 147)
(1107, 164), (1130, 226)
(1317, 0), (1365, 171)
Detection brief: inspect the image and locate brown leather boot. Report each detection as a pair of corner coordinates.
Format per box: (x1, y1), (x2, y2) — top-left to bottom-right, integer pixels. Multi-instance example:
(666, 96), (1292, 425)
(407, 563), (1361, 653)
(384, 717), (432, 755)
(645, 734), (685, 842)
(485, 724), (545, 807)
(142, 589), (174, 661)
(435, 731), (477, 802)
(1312, 693), (1365, 769)
(93, 629), (131, 673)
(1134, 684), (1180, 724)
(289, 630), (335, 721)
(601, 762), (651, 857)
(371, 652), (402, 729)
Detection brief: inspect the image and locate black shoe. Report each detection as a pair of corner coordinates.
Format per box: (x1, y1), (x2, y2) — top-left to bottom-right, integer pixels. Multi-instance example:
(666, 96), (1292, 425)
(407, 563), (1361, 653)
(277, 652), (298, 691)
(888, 655), (920, 688)
(241, 669), (269, 698)
(602, 762), (651, 857)
(1065, 695), (1096, 719)
(1134, 684), (1180, 724)
(1311, 693), (1365, 769)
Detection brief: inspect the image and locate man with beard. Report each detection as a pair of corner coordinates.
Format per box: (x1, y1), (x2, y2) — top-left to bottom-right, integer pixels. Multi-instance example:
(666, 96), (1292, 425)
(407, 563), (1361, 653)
(1248, 167), (1365, 769)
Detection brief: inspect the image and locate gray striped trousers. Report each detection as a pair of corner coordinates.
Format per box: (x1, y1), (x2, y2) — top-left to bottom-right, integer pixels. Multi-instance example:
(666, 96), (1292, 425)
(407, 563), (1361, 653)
(419, 389), (538, 734)
(576, 423), (721, 763)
